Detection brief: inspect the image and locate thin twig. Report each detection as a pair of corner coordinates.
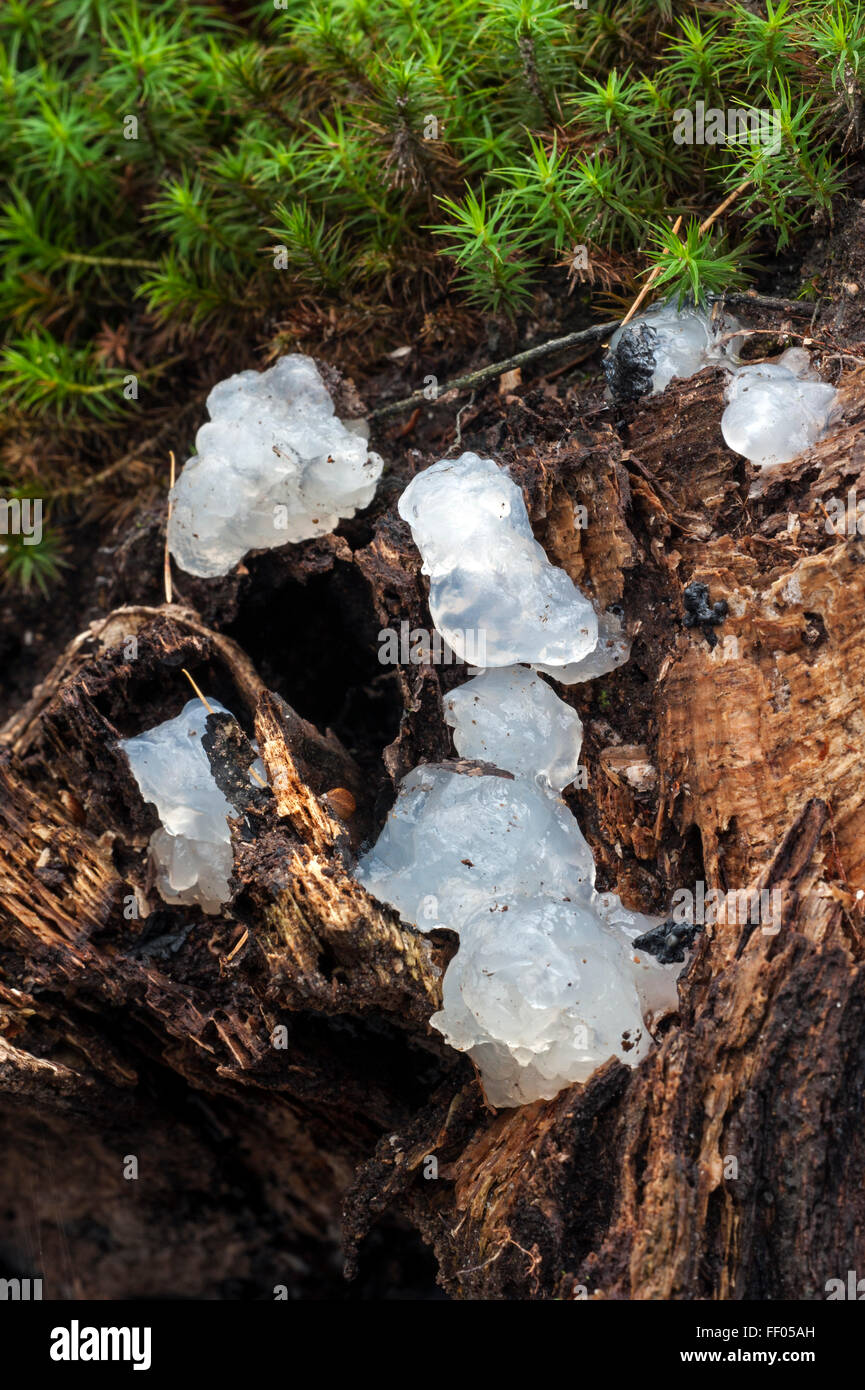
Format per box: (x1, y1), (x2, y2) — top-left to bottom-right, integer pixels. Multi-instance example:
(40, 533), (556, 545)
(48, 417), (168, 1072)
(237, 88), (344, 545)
(448, 391), (476, 454)
(620, 215), (683, 328)
(717, 292), (820, 318)
(163, 450), (175, 606)
(182, 668), (214, 712)
(716, 326), (865, 363)
(224, 927), (249, 963)
(369, 318), (620, 421)
(52, 419), (177, 497)
(698, 175), (753, 236)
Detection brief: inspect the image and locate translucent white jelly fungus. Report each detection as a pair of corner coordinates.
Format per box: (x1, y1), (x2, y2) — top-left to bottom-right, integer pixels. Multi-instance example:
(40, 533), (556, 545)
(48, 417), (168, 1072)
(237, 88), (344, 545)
(168, 354), (383, 578)
(355, 760), (680, 1107)
(605, 299), (742, 398)
(356, 764), (596, 929)
(534, 607), (630, 686)
(431, 897), (652, 1106)
(721, 347), (838, 470)
(444, 665), (583, 791)
(122, 697), (248, 914)
(397, 453), (598, 672)
(592, 891), (680, 1018)
(358, 448), (682, 1106)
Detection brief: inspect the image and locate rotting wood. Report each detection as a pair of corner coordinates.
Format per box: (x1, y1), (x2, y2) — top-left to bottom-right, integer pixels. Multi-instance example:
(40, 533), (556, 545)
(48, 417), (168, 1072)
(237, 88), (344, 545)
(2, 342), (865, 1299)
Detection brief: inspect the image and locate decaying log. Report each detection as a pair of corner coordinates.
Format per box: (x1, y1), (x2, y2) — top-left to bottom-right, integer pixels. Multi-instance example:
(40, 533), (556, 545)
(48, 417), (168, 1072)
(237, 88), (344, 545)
(2, 341), (865, 1299)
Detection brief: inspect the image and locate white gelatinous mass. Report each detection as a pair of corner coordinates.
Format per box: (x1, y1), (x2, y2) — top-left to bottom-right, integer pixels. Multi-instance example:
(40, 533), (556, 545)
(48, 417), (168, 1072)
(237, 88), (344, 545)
(356, 764), (596, 931)
(168, 354), (383, 577)
(444, 665), (583, 790)
(357, 445), (683, 1107)
(431, 897), (652, 1106)
(397, 453), (598, 671)
(592, 891), (680, 1018)
(721, 347), (838, 470)
(534, 607), (630, 686)
(122, 697), (247, 914)
(355, 758), (680, 1107)
(606, 299), (742, 396)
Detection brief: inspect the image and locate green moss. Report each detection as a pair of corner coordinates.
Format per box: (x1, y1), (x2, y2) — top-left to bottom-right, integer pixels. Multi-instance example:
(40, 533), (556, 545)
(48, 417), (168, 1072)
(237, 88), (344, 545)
(0, 0), (862, 583)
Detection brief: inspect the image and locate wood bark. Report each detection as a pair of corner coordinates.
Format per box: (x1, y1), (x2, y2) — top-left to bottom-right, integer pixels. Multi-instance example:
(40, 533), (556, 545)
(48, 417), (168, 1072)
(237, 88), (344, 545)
(2, 338), (865, 1299)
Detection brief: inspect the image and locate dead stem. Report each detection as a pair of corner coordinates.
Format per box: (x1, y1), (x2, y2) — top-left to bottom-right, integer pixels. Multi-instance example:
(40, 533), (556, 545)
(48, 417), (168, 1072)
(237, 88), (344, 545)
(163, 450), (175, 605)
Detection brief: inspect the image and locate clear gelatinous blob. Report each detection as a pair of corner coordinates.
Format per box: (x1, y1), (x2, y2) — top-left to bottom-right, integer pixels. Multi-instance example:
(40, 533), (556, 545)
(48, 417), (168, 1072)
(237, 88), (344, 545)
(356, 444), (689, 1107)
(168, 354), (383, 577)
(534, 606), (630, 686)
(122, 697), (248, 914)
(397, 453), (598, 670)
(430, 896), (651, 1107)
(605, 299), (742, 399)
(444, 665), (583, 790)
(592, 890), (681, 1017)
(721, 348), (838, 470)
(355, 757), (682, 1105)
(355, 763), (596, 933)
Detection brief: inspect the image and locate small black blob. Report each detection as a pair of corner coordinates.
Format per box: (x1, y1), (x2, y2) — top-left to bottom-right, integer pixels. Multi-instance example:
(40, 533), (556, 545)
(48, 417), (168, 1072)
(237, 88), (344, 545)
(603, 322), (658, 403)
(682, 580), (728, 649)
(633, 919), (701, 965)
